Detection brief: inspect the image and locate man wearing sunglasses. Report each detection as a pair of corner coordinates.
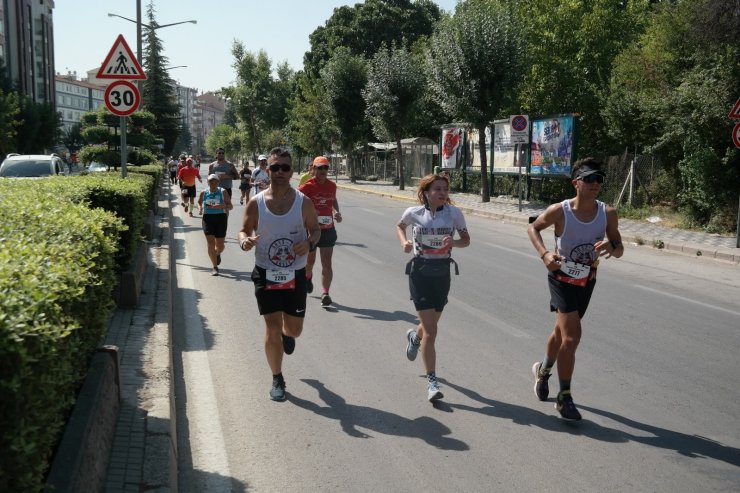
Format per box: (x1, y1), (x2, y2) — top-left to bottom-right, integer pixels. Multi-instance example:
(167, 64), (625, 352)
(238, 148), (321, 401)
(527, 157), (624, 421)
(298, 156), (342, 307)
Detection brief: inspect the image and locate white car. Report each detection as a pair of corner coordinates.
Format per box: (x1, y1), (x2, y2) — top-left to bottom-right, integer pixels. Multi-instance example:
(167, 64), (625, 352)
(0, 154), (67, 178)
(86, 162), (109, 173)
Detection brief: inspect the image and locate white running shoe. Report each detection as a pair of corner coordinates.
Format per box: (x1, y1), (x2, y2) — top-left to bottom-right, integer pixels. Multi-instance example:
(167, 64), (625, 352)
(427, 380), (444, 401)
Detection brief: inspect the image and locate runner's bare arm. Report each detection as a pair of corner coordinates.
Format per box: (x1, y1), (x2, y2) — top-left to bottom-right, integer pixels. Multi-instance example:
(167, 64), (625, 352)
(222, 188), (233, 211)
(296, 199), (320, 257)
(197, 190), (204, 214)
(396, 222), (412, 253)
(528, 203), (564, 270)
(333, 197), (342, 222)
(596, 206), (624, 259)
(238, 198), (260, 251)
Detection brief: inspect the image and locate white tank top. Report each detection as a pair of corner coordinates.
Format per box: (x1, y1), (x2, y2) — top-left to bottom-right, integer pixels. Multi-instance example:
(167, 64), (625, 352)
(555, 199), (606, 265)
(254, 190), (308, 271)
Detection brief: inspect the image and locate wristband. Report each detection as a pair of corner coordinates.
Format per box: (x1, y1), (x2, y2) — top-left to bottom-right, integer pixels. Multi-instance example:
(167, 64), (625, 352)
(240, 239), (249, 251)
(610, 240), (622, 250)
(540, 250), (549, 260)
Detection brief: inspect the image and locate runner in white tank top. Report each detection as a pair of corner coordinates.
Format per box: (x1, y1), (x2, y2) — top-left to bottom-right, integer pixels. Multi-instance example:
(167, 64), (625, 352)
(527, 157), (624, 421)
(238, 148), (321, 402)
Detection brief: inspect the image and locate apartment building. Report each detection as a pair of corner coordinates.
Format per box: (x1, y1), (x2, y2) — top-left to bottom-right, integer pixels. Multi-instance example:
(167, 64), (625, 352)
(192, 91), (225, 156)
(55, 72), (105, 132)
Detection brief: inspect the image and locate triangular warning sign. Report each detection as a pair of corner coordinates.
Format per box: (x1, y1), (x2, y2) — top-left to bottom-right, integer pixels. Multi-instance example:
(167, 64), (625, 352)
(96, 34), (147, 80)
(729, 97), (740, 119)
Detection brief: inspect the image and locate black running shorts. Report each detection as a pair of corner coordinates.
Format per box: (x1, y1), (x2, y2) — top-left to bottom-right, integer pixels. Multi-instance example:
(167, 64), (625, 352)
(202, 214), (227, 238)
(547, 272), (596, 318)
(184, 184), (196, 198)
(409, 269), (451, 312)
(252, 266), (307, 317)
(317, 227), (338, 248)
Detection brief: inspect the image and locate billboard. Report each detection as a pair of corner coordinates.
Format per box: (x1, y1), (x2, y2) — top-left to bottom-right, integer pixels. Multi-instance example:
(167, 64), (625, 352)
(441, 127), (465, 169)
(530, 115), (575, 176)
(492, 120), (527, 174)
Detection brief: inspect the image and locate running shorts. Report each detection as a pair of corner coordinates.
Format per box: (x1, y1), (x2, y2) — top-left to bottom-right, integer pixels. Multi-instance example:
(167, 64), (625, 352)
(409, 269), (451, 312)
(184, 185), (196, 198)
(547, 271), (597, 318)
(317, 227), (338, 248)
(252, 266), (307, 317)
(202, 214), (227, 238)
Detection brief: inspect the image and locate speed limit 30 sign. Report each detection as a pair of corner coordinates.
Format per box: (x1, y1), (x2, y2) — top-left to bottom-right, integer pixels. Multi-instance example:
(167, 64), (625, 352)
(104, 80), (141, 116)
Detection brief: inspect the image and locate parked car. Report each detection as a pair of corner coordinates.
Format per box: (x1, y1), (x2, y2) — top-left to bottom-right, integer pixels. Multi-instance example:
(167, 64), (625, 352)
(0, 154), (67, 178)
(85, 162), (109, 173)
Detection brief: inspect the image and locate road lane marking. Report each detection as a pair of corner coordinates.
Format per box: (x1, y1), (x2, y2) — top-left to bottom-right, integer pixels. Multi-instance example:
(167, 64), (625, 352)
(485, 242), (533, 258)
(340, 245), (383, 264)
(633, 284), (740, 318)
(175, 229), (232, 489)
(359, 207), (386, 216)
(448, 295), (531, 338)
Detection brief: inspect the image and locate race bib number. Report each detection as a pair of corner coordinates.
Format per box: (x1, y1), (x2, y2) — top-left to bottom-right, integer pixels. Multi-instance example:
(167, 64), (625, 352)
(555, 260), (592, 287)
(216, 171), (225, 179)
(318, 215), (334, 229)
(420, 234), (449, 255)
(265, 269), (296, 290)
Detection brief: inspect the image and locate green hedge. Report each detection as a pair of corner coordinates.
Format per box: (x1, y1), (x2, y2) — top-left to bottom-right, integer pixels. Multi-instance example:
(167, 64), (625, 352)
(0, 187), (125, 493)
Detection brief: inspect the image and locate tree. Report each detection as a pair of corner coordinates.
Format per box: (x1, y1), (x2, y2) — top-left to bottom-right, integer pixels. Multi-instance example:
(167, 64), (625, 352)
(322, 48), (369, 182)
(364, 45), (425, 190)
(304, 0), (443, 77)
(285, 73), (336, 158)
(427, 0), (524, 201)
(140, 1), (181, 155)
(204, 123), (241, 158)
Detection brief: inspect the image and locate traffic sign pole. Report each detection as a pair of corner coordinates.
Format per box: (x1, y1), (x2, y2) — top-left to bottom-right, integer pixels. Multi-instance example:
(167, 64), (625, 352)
(121, 117), (127, 178)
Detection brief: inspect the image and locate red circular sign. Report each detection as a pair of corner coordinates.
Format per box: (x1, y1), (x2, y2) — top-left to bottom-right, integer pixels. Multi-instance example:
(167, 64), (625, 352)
(511, 115), (528, 132)
(104, 80), (141, 116)
(733, 122), (740, 149)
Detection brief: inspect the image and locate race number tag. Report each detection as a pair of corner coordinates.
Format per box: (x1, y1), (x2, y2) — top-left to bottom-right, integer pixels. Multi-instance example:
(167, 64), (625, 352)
(318, 215), (334, 229)
(555, 260), (591, 287)
(420, 234), (449, 255)
(266, 269), (296, 290)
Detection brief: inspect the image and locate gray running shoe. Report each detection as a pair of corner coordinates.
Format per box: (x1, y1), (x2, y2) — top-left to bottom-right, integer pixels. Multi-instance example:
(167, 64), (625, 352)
(270, 378), (286, 401)
(406, 328), (420, 361)
(556, 391), (582, 421)
(532, 361), (551, 401)
(306, 278), (313, 294)
(320, 293), (332, 307)
(427, 380), (444, 401)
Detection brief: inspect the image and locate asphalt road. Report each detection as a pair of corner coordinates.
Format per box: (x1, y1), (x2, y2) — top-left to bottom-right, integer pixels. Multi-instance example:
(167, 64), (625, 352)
(171, 184), (740, 492)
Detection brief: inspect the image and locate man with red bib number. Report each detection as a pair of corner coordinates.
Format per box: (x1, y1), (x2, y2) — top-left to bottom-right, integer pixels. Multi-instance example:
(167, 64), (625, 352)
(298, 156), (342, 307)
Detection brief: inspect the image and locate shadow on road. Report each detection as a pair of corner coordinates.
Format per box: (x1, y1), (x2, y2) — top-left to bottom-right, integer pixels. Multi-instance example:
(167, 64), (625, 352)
(290, 379), (469, 451)
(440, 379), (740, 467)
(330, 302), (418, 324)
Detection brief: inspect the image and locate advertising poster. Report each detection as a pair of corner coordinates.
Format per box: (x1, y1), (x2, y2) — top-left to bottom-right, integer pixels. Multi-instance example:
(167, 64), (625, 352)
(492, 121), (517, 173)
(530, 115), (575, 175)
(469, 127), (492, 168)
(441, 127), (464, 169)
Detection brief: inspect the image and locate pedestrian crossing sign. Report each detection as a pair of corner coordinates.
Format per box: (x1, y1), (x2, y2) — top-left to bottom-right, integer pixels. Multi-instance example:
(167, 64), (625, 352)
(96, 34), (147, 80)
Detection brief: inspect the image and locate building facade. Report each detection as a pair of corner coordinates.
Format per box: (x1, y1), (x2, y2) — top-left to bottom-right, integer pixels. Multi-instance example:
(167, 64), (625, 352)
(192, 92), (225, 157)
(55, 72), (105, 132)
(1, 0), (56, 104)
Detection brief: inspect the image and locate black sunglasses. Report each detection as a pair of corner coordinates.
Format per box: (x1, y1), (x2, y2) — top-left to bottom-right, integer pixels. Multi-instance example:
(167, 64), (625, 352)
(269, 163), (292, 172)
(579, 174), (604, 184)
(315, 165), (329, 171)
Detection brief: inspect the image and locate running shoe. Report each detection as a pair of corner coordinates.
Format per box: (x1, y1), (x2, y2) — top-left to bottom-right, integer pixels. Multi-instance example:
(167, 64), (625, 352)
(282, 334), (295, 355)
(217, 253), (222, 265)
(320, 293), (332, 307)
(405, 328), (420, 361)
(189, 212), (194, 217)
(555, 391), (582, 421)
(240, 198), (244, 205)
(211, 267), (219, 276)
(427, 380), (444, 401)
(184, 204), (188, 212)
(270, 378), (286, 401)
(532, 361), (551, 401)
(306, 278), (313, 294)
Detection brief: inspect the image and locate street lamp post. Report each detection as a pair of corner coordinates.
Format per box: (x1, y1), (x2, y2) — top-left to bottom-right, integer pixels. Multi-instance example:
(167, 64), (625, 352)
(107, 11), (197, 63)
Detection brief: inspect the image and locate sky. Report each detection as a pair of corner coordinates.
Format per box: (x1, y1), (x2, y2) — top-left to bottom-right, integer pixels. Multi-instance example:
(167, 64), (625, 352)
(54, 0), (458, 94)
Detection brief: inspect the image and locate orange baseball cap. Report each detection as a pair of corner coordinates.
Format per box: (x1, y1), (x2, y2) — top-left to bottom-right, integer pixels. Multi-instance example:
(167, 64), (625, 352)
(312, 156), (330, 166)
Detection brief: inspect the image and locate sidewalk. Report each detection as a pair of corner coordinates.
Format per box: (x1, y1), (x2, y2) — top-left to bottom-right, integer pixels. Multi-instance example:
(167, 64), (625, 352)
(334, 177), (740, 264)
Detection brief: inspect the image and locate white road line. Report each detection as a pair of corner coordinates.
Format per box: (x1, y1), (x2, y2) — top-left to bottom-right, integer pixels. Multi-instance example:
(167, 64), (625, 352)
(175, 229), (233, 490)
(633, 284), (740, 318)
(485, 242), (533, 258)
(359, 207), (386, 216)
(340, 245), (384, 264)
(448, 295), (531, 338)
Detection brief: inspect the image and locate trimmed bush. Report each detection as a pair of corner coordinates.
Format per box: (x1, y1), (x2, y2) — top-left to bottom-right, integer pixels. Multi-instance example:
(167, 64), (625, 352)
(0, 186), (124, 493)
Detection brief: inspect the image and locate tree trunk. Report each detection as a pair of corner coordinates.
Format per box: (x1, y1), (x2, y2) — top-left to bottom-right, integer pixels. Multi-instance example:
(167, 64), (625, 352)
(397, 135), (405, 191)
(478, 123), (490, 202)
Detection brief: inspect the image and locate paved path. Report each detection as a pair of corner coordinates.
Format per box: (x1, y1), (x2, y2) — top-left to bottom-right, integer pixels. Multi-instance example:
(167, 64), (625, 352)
(100, 176), (738, 492)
